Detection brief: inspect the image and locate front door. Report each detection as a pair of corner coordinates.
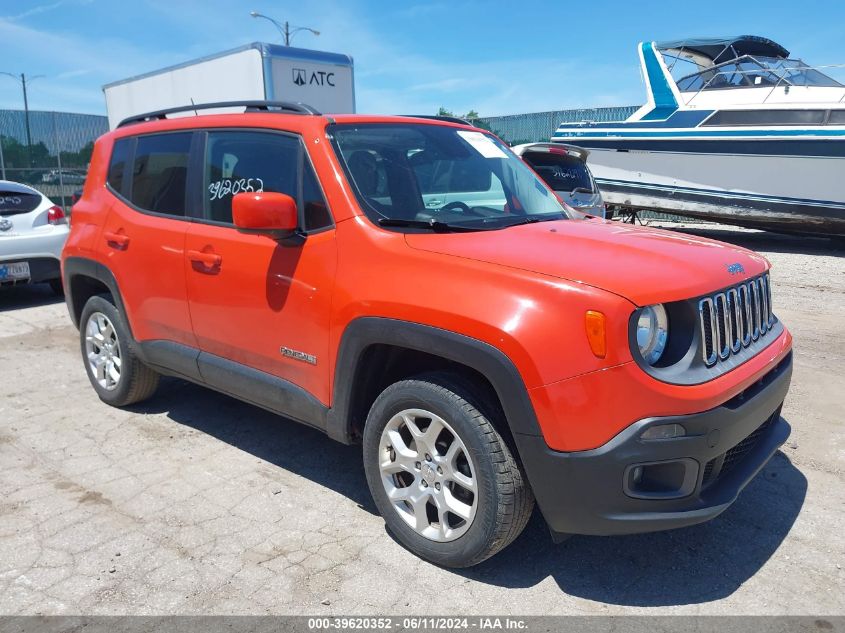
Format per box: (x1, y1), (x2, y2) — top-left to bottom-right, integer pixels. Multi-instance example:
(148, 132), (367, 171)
(184, 129), (337, 405)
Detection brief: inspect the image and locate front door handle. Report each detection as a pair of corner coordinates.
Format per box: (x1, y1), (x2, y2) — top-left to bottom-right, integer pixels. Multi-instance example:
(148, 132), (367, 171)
(104, 231), (129, 248)
(187, 249), (222, 268)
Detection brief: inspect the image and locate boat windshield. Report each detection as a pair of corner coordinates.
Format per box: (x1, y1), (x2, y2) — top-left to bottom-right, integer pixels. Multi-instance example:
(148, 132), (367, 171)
(675, 56), (843, 92)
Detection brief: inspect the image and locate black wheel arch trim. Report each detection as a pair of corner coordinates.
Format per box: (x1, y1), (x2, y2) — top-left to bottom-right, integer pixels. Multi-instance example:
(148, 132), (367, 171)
(63, 256), (133, 337)
(326, 317), (544, 444)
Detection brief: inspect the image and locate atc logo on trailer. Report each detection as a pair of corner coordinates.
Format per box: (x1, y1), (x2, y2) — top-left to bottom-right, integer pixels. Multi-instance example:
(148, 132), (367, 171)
(292, 68), (336, 87)
(272, 55), (352, 111)
(103, 42), (355, 129)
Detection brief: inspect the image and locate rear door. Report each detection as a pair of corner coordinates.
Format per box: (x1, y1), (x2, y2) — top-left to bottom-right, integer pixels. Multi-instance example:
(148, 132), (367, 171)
(184, 128), (337, 405)
(99, 132), (197, 347)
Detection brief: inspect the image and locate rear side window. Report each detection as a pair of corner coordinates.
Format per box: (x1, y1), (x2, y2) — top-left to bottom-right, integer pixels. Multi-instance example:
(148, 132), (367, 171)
(702, 109), (827, 126)
(130, 133), (192, 215)
(827, 110), (845, 125)
(0, 190), (40, 216)
(203, 130), (332, 231)
(107, 138), (132, 195)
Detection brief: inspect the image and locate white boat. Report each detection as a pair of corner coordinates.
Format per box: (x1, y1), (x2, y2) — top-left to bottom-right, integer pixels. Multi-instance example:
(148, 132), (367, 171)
(551, 36), (845, 237)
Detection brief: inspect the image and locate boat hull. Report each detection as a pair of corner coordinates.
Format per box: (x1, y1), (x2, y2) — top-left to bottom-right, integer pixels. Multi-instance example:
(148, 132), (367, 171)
(582, 145), (845, 237)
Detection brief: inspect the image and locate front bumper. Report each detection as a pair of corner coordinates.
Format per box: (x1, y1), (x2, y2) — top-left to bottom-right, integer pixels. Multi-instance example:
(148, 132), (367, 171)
(516, 352), (792, 537)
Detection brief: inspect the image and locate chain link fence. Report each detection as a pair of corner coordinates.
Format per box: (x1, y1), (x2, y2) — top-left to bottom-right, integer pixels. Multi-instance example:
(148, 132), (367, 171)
(0, 109), (109, 209)
(472, 105), (639, 145)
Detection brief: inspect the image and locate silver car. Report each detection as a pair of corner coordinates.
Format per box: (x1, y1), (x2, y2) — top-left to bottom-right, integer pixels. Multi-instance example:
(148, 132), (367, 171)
(511, 143), (606, 219)
(0, 180), (69, 293)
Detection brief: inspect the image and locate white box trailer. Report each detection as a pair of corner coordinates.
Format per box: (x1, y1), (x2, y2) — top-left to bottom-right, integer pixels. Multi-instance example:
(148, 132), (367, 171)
(103, 42), (354, 129)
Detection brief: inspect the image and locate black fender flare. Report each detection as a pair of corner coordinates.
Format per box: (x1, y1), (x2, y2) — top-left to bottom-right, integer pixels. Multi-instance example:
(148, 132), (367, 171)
(325, 317), (543, 444)
(63, 256), (132, 337)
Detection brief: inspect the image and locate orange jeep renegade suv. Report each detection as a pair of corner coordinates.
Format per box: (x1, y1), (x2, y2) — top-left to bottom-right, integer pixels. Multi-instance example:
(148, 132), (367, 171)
(62, 101), (793, 567)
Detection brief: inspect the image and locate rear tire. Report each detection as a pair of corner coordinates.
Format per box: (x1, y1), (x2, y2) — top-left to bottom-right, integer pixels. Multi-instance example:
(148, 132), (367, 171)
(79, 295), (159, 407)
(363, 373), (534, 567)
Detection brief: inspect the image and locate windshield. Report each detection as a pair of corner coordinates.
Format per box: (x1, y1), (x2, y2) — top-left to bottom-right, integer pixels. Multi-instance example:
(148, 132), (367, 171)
(676, 56), (843, 92)
(330, 123), (566, 230)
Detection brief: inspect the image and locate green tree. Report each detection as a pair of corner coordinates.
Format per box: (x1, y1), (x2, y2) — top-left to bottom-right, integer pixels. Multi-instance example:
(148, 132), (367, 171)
(60, 141), (95, 169)
(437, 108), (499, 137)
(1, 136), (28, 168)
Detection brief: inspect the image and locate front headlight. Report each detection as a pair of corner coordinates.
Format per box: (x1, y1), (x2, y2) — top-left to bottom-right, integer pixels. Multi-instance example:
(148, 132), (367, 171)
(636, 304), (669, 365)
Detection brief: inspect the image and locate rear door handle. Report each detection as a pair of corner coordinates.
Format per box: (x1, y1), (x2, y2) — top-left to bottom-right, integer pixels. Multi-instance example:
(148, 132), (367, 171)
(187, 249), (222, 268)
(104, 231), (129, 248)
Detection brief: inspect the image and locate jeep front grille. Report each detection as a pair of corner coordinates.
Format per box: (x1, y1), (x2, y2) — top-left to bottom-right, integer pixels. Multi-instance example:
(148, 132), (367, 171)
(699, 274), (774, 367)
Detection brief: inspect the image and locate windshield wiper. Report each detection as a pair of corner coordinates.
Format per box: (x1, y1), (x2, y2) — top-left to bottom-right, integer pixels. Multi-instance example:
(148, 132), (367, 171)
(500, 215), (564, 228)
(377, 218), (482, 232)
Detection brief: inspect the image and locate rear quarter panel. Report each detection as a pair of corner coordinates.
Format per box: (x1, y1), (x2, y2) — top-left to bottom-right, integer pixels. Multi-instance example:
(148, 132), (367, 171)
(63, 136), (112, 259)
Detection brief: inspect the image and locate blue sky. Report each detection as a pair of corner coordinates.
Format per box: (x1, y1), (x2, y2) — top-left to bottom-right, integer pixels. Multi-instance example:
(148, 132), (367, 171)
(1, 0), (844, 118)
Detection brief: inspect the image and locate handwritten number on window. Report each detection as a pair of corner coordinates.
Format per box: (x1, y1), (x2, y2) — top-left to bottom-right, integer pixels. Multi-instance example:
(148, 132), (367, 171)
(208, 178), (264, 201)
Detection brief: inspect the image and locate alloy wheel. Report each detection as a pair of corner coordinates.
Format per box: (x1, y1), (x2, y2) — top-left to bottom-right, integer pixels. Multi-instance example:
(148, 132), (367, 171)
(378, 408), (478, 542)
(84, 311), (122, 391)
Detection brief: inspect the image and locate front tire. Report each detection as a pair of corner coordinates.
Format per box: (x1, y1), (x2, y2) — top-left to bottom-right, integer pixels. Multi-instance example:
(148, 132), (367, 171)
(79, 295), (159, 407)
(363, 373), (534, 567)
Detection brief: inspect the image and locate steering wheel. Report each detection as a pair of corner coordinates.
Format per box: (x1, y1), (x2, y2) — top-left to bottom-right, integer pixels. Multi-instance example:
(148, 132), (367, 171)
(439, 201), (472, 214)
(438, 201), (485, 217)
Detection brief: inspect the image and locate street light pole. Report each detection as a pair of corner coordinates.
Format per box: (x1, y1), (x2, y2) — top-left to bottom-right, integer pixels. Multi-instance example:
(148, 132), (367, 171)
(21, 73), (33, 151)
(1, 71), (44, 166)
(249, 11), (320, 46)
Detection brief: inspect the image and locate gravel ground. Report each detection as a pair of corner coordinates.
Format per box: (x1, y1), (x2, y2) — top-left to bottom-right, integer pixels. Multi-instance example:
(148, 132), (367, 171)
(0, 222), (843, 615)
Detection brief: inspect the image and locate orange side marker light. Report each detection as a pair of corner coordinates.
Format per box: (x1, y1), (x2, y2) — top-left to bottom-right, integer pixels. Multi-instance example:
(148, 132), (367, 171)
(585, 310), (607, 358)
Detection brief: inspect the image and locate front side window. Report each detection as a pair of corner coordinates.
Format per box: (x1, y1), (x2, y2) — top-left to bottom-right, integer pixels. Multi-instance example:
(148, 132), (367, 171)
(330, 124), (566, 231)
(204, 131), (298, 224)
(202, 130), (332, 231)
(129, 133), (191, 215)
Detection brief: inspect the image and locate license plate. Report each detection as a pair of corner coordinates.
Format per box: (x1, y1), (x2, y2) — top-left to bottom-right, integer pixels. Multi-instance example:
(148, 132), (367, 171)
(0, 261), (30, 281)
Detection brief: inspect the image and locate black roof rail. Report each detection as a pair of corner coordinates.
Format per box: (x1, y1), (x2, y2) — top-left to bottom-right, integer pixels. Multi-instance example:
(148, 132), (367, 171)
(117, 100), (321, 128)
(399, 114), (474, 126)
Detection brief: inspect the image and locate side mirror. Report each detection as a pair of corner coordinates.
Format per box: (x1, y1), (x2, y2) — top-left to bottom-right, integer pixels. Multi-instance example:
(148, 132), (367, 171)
(232, 192), (299, 239)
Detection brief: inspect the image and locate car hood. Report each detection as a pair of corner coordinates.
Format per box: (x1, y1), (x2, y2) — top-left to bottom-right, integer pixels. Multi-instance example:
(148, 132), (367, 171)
(404, 219), (769, 306)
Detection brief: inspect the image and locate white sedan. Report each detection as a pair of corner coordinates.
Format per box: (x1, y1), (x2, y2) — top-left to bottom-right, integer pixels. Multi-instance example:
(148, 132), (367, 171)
(0, 180), (70, 294)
